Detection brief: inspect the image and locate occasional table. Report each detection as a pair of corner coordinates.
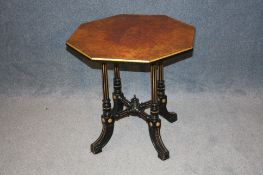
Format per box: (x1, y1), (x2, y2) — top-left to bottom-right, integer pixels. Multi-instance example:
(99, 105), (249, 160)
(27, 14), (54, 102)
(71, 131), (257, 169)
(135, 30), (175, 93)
(66, 14), (195, 160)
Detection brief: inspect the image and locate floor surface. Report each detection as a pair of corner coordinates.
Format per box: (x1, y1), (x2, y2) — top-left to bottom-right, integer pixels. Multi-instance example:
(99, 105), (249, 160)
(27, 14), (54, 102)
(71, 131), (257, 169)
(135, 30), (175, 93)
(0, 91), (263, 175)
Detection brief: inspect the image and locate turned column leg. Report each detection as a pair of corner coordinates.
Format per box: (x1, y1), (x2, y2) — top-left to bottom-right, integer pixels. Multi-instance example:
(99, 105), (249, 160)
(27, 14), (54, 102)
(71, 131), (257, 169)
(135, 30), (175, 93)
(91, 63), (114, 154)
(157, 63), (177, 123)
(148, 64), (169, 160)
(112, 64), (124, 115)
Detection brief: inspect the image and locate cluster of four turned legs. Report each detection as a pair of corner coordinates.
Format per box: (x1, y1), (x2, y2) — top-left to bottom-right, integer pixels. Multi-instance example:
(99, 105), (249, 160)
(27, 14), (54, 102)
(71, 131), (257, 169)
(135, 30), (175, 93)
(91, 63), (177, 160)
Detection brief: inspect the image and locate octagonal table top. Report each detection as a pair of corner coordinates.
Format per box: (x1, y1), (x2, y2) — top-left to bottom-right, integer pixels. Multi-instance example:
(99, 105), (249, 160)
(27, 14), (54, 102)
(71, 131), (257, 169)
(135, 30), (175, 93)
(66, 14), (195, 63)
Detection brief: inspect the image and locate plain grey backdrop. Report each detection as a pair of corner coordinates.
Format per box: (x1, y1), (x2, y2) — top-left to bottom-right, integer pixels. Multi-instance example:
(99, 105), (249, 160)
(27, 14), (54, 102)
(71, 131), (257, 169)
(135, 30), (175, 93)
(0, 0), (263, 175)
(1, 0), (262, 95)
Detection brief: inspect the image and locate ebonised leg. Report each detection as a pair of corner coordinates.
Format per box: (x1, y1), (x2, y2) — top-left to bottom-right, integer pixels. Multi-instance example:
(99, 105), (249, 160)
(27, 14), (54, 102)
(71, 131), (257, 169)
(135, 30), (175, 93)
(148, 64), (169, 160)
(91, 63), (114, 154)
(112, 64), (124, 115)
(157, 63), (177, 123)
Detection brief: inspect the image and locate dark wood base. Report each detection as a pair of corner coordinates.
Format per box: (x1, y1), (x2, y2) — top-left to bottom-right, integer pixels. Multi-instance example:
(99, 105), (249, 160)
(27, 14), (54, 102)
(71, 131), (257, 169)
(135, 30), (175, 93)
(159, 95), (177, 123)
(90, 116), (114, 154)
(91, 63), (177, 160)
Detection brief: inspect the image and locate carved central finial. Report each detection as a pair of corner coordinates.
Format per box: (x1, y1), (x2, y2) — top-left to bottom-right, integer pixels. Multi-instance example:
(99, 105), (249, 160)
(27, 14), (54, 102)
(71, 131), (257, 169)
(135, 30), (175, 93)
(130, 95), (140, 115)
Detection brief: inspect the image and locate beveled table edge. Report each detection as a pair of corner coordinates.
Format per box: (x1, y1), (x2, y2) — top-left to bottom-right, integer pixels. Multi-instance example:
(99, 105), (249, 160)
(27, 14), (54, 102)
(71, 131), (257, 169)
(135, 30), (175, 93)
(66, 42), (193, 64)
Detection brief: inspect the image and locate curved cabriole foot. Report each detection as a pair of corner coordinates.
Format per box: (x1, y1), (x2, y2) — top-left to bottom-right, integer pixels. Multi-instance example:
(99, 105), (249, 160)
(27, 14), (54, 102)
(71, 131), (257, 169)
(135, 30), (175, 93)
(159, 95), (177, 123)
(91, 117), (114, 154)
(148, 119), (169, 160)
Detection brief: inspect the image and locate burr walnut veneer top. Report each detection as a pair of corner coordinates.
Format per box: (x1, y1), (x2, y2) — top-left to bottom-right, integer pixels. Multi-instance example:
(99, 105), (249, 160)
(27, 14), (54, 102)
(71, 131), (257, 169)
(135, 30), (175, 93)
(66, 14), (195, 63)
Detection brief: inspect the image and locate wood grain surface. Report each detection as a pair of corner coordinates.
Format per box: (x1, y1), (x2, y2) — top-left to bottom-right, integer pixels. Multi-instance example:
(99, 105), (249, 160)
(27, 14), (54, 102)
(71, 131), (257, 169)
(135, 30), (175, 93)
(66, 14), (195, 63)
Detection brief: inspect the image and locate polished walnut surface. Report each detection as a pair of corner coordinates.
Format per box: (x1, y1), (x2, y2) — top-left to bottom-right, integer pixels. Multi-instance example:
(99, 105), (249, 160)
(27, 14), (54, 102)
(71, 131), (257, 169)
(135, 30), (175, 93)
(66, 14), (195, 63)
